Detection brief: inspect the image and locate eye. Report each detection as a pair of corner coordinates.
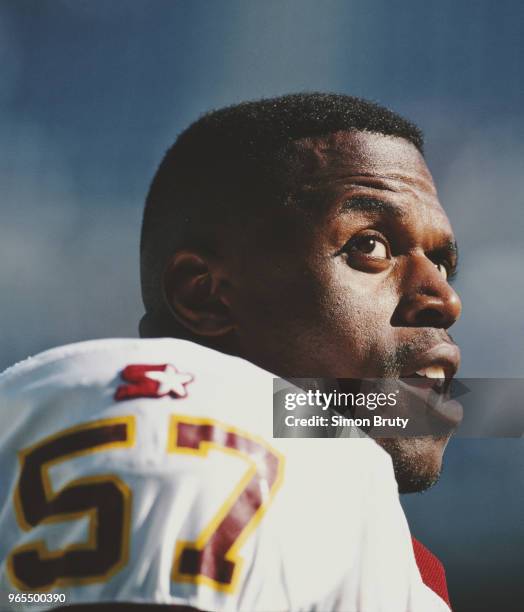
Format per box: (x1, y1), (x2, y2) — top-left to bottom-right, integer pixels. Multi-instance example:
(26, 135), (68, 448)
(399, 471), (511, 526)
(435, 262), (448, 280)
(348, 235), (389, 259)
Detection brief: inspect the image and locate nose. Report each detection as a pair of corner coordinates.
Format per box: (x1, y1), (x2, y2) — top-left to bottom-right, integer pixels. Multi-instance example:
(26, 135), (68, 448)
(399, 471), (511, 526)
(393, 256), (462, 328)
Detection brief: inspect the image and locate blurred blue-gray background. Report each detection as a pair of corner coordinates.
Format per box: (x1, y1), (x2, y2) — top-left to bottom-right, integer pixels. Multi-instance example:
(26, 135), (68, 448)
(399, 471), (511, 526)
(1, 1), (522, 610)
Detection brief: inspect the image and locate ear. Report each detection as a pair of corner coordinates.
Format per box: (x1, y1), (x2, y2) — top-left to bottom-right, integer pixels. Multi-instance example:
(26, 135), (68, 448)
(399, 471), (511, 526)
(162, 250), (235, 338)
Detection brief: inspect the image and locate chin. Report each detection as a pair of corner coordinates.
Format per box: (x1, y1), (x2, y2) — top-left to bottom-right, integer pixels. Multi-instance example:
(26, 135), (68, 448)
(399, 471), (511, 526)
(376, 436), (450, 494)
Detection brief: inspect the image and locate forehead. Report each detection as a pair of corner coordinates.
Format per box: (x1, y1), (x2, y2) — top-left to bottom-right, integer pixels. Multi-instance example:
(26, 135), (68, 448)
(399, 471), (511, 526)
(286, 131), (451, 230)
(292, 130), (436, 195)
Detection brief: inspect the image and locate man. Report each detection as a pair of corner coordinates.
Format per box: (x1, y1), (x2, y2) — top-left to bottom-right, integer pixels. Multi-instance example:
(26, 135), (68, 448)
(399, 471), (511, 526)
(139, 92), (461, 605)
(140, 92), (461, 495)
(0, 93), (457, 611)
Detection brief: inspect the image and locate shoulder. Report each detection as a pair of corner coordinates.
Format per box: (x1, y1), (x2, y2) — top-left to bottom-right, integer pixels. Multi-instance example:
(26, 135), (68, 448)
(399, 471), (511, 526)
(0, 338), (277, 438)
(0, 338), (270, 393)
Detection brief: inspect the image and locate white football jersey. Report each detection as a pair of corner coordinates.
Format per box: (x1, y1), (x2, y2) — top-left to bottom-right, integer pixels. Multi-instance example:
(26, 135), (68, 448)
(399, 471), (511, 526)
(0, 338), (450, 611)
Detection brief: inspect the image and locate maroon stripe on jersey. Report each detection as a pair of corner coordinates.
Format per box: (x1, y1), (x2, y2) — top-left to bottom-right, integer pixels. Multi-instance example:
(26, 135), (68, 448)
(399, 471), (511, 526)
(412, 536), (451, 608)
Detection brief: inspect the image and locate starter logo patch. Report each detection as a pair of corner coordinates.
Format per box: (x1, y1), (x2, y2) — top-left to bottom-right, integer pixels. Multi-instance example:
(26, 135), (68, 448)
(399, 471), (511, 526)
(115, 363), (194, 401)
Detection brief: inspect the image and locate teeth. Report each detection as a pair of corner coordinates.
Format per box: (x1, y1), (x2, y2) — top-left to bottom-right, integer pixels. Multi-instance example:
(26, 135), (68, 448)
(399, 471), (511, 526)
(416, 366), (445, 379)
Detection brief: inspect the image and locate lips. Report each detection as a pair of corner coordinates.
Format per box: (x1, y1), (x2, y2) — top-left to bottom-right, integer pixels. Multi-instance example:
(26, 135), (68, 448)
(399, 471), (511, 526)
(399, 342), (462, 426)
(402, 342), (460, 384)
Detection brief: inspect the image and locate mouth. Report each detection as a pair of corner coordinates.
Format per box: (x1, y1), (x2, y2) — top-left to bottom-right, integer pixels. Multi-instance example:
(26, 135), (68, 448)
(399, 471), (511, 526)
(398, 342), (462, 426)
(401, 342), (460, 390)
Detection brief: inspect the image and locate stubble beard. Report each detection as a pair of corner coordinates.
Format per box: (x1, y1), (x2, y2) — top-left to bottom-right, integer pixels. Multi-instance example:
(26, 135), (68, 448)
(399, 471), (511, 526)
(376, 435), (450, 494)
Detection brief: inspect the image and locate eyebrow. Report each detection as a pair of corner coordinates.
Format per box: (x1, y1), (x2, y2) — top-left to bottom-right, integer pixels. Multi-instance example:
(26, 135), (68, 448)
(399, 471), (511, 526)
(339, 196), (407, 218)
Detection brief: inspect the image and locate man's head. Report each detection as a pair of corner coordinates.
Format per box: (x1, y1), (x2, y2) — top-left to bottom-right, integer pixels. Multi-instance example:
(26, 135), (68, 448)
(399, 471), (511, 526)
(140, 93), (461, 493)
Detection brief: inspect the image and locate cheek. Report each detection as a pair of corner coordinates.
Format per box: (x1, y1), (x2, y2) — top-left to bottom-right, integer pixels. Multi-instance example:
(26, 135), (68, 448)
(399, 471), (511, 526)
(229, 250), (399, 377)
(227, 259), (319, 363)
(307, 260), (400, 375)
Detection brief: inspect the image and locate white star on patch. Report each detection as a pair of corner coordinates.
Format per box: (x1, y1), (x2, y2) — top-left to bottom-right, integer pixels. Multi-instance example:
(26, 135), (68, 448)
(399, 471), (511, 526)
(145, 365), (193, 398)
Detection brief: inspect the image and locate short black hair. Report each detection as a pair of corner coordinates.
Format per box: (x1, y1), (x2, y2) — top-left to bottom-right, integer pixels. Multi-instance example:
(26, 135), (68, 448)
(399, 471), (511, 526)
(140, 92), (423, 338)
